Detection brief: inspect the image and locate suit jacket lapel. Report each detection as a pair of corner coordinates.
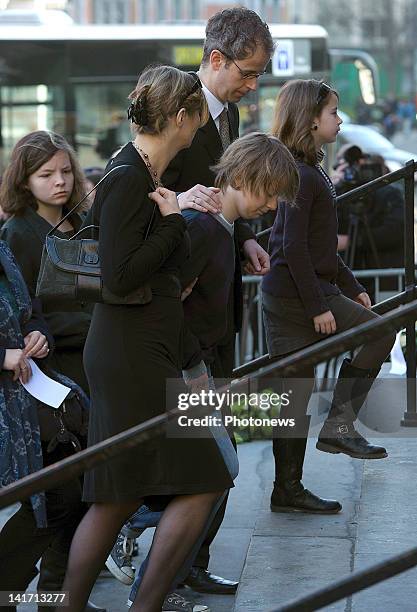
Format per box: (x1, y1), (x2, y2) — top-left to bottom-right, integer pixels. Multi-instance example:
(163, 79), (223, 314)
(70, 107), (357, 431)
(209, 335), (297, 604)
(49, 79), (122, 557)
(199, 115), (223, 162)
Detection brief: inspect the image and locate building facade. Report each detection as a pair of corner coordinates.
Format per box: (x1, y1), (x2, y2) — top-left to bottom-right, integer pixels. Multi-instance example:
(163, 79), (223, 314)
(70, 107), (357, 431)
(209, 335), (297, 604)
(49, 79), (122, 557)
(69, 0), (283, 24)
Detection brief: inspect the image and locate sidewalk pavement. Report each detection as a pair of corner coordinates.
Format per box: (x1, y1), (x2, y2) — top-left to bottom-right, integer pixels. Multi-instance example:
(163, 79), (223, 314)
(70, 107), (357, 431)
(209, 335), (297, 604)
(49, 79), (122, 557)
(3, 372), (417, 611)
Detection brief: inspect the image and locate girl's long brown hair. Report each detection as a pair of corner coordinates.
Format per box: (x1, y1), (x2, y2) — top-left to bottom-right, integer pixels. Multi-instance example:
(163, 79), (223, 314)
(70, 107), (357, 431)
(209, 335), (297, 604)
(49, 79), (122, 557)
(271, 79), (338, 165)
(0, 130), (86, 216)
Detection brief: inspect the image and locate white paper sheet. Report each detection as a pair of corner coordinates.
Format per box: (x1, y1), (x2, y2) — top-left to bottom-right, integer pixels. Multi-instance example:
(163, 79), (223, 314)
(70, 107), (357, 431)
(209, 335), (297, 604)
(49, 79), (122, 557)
(20, 358), (71, 408)
(389, 332), (407, 376)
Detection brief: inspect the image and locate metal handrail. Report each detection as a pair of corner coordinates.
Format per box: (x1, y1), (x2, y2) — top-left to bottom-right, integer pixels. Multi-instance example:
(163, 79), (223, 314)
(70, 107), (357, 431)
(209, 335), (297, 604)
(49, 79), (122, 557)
(233, 287), (412, 378)
(0, 162), (417, 611)
(243, 268), (408, 283)
(271, 546), (417, 611)
(256, 160), (417, 241)
(1, 293), (417, 510)
(254, 159), (417, 427)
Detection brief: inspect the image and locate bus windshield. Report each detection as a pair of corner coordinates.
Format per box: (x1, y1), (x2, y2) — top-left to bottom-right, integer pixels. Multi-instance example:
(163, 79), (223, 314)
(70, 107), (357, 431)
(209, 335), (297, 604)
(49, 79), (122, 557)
(0, 22), (330, 169)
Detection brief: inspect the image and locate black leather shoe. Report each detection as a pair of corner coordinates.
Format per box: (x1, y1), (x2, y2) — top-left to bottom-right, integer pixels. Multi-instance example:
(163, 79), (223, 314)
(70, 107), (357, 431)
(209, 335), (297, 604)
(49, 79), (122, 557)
(84, 601), (107, 612)
(317, 422), (387, 459)
(183, 567), (238, 594)
(271, 480), (342, 514)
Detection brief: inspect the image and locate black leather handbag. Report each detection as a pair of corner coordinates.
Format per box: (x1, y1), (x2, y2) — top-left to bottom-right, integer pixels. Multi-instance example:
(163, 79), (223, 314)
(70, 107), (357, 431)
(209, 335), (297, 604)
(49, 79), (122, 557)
(37, 369), (90, 454)
(36, 164), (156, 308)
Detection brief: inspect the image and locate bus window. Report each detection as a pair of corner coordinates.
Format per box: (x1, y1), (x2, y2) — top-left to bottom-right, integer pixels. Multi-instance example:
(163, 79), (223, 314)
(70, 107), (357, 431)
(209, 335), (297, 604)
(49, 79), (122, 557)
(1, 85), (57, 146)
(0, 23), (331, 168)
(74, 82), (132, 167)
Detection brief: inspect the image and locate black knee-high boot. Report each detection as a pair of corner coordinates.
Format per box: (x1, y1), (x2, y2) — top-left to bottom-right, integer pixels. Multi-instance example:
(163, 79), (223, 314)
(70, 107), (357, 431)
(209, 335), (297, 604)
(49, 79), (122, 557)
(316, 358), (387, 459)
(271, 415), (342, 514)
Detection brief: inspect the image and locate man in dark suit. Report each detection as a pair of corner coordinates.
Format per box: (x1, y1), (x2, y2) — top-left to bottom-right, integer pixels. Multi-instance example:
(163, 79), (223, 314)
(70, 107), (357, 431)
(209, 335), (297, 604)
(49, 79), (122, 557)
(107, 7), (275, 602)
(164, 6), (273, 385)
(162, 7), (274, 594)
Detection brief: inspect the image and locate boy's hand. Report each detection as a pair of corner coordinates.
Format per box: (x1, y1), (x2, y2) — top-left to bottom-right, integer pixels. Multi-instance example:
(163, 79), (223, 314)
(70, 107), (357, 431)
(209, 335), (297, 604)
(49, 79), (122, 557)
(243, 239), (270, 275)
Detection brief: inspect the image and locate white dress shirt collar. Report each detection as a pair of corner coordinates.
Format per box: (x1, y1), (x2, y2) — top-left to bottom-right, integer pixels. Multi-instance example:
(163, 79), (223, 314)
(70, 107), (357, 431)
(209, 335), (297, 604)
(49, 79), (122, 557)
(201, 82), (228, 124)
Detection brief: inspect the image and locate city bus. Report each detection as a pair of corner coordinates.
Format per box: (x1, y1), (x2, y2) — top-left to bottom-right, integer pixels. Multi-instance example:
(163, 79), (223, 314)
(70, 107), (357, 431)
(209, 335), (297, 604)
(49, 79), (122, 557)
(0, 22), (331, 168)
(0, 19), (379, 169)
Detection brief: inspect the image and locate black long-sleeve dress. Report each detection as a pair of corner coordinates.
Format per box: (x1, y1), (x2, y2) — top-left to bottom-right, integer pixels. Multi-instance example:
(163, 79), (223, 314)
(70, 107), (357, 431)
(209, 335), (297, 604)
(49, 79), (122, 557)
(82, 143), (233, 503)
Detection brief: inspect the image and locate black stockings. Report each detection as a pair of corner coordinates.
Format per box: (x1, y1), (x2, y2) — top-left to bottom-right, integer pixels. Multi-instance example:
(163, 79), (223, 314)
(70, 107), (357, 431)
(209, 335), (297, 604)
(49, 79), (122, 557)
(62, 492), (221, 612)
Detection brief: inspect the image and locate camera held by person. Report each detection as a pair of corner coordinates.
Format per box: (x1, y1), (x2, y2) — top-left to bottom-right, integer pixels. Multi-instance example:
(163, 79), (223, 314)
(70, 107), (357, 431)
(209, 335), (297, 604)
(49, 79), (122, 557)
(333, 145), (404, 299)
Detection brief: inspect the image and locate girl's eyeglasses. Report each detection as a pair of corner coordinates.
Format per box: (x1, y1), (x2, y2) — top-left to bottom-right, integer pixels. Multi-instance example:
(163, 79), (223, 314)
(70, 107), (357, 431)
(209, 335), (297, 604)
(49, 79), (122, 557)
(316, 82), (332, 105)
(220, 50), (266, 80)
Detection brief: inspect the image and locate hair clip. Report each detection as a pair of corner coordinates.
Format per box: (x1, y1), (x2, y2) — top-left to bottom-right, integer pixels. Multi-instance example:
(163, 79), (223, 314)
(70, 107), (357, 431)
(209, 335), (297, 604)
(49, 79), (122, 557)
(127, 99), (148, 126)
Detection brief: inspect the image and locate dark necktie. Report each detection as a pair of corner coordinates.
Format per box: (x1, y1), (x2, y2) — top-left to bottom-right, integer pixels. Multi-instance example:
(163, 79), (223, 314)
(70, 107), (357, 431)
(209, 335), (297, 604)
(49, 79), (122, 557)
(218, 107), (231, 151)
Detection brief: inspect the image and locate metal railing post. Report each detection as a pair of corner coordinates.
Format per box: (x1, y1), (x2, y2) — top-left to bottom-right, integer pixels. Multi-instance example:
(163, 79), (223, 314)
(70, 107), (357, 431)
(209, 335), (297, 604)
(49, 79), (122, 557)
(401, 160), (417, 426)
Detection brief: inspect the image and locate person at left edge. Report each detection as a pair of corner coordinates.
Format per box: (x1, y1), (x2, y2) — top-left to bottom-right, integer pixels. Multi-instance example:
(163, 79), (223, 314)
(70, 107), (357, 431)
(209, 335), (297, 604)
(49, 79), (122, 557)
(0, 131), (91, 394)
(0, 131), (103, 612)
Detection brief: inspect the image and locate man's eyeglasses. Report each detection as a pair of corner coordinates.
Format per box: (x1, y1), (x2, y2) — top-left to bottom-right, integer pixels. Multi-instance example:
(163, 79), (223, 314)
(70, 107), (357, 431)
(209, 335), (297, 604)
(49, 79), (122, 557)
(178, 76), (203, 109)
(220, 50), (266, 80)
(316, 82), (332, 105)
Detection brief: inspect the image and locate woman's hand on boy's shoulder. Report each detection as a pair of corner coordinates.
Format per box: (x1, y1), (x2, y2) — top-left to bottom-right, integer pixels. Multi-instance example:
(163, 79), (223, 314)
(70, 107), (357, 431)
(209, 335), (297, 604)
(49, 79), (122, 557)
(177, 185), (221, 214)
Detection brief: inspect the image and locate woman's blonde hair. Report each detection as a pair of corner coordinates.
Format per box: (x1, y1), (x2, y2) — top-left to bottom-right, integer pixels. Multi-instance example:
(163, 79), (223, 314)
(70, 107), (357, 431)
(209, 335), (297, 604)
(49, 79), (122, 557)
(0, 130), (86, 216)
(213, 132), (299, 202)
(271, 79), (338, 165)
(128, 65), (208, 135)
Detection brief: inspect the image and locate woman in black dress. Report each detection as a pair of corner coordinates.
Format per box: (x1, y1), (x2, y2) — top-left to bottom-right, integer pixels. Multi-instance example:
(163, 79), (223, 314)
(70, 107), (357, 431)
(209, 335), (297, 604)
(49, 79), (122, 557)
(62, 66), (233, 612)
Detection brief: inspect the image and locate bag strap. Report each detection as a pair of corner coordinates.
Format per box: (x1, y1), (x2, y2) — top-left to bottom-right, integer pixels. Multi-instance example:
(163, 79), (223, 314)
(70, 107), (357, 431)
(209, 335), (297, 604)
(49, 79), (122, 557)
(47, 163), (156, 238)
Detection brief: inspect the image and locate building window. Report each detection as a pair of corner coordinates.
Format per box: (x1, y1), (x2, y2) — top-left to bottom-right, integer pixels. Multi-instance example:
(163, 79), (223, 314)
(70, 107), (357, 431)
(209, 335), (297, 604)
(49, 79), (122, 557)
(272, 0), (280, 22)
(190, 0), (199, 20)
(94, 0), (129, 24)
(362, 18), (389, 39)
(138, 0), (148, 23)
(174, 0), (182, 20)
(157, 0), (165, 21)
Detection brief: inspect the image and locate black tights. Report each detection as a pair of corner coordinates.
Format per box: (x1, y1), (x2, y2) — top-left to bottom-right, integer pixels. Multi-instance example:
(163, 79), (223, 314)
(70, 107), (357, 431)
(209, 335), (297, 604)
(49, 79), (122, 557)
(62, 492), (222, 612)
(351, 329), (395, 371)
